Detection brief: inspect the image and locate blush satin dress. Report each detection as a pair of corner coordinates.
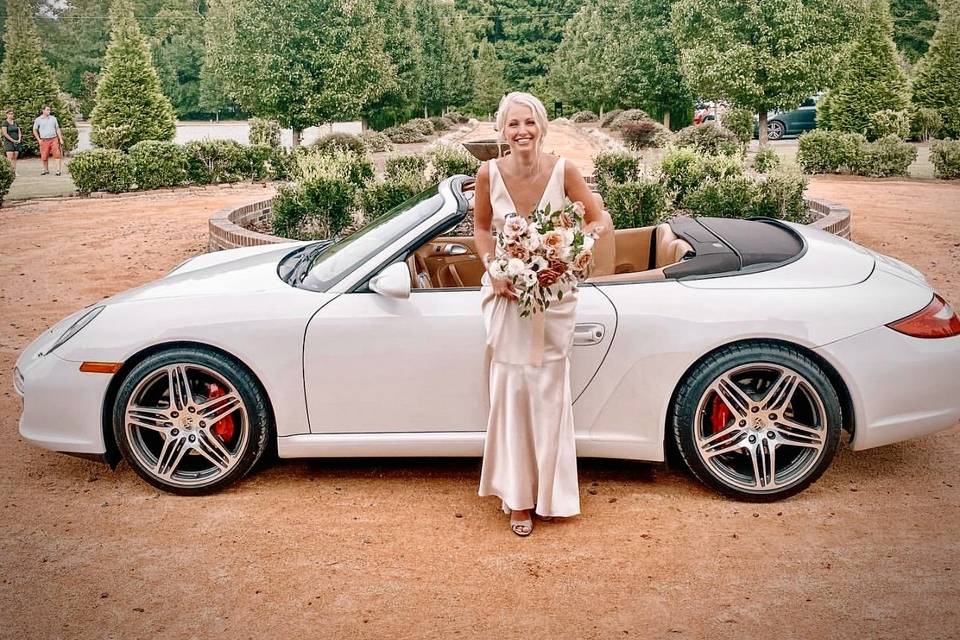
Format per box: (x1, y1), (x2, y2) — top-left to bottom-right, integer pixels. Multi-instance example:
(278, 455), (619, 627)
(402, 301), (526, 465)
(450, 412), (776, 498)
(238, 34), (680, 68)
(477, 157), (581, 518)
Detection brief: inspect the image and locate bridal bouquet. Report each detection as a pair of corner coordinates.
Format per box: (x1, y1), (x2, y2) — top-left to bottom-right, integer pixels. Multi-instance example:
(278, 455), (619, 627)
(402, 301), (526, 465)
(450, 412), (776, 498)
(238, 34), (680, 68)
(487, 199), (600, 317)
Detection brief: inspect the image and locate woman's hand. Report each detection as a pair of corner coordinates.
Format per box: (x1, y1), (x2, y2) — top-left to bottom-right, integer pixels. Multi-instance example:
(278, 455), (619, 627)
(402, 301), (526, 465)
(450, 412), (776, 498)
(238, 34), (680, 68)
(581, 222), (605, 238)
(491, 275), (517, 299)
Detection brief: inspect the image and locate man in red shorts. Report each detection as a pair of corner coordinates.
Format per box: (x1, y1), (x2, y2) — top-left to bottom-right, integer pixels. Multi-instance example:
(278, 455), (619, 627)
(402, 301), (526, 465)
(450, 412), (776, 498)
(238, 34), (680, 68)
(32, 105), (64, 176)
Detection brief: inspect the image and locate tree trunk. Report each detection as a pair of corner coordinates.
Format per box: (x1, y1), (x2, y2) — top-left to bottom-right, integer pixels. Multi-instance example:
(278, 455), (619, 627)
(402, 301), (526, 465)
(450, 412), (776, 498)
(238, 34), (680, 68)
(424, 105), (428, 118)
(662, 110), (671, 130)
(292, 128), (302, 148)
(758, 108), (768, 148)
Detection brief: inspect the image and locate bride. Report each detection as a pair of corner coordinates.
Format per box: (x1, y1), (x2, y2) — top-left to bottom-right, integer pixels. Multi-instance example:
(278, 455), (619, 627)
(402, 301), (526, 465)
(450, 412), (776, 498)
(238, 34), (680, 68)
(475, 92), (604, 536)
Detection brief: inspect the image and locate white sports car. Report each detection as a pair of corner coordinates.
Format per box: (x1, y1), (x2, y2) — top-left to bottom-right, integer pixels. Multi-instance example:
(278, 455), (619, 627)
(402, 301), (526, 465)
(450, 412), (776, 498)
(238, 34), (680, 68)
(14, 177), (960, 501)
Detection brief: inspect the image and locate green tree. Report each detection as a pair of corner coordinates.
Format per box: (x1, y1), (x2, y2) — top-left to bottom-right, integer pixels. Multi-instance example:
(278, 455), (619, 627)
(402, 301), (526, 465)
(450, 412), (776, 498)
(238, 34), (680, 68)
(416, 0), (476, 115)
(362, 0), (422, 129)
(912, 0), (960, 137)
(140, 0), (206, 118)
(672, 0), (857, 146)
(548, 1), (619, 114)
(90, 0), (177, 150)
(818, 0), (910, 136)
(205, 0), (392, 145)
(891, 0), (939, 63)
(469, 40), (508, 115)
(616, 0), (692, 128)
(0, 0), (78, 155)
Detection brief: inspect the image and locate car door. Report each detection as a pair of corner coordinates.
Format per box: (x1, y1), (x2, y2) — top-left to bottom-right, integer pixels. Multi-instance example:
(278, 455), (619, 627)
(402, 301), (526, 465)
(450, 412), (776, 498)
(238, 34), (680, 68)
(302, 282), (617, 434)
(793, 98), (817, 134)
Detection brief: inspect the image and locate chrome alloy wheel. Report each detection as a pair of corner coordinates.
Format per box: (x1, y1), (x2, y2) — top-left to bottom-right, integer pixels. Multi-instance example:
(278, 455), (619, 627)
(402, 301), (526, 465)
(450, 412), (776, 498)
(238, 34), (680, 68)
(123, 363), (249, 488)
(693, 363), (828, 493)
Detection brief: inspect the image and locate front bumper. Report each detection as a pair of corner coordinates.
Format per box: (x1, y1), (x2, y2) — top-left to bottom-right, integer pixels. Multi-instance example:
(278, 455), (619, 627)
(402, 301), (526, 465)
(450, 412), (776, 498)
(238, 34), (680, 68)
(815, 326), (960, 450)
(17, 352), (111, 455)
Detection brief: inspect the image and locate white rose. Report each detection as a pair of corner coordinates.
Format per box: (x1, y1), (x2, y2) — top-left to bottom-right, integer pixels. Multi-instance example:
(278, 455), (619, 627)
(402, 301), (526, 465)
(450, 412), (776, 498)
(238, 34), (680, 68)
(488, 259), (506, 279)
(564, 229), (576, 244)
(582, 235), (595, 251)
(502, 215), (528, 239)
(506, 258), (525, 276)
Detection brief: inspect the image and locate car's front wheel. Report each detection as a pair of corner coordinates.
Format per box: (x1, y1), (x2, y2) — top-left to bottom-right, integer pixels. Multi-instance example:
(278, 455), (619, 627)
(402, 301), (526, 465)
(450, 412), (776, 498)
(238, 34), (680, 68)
(671, 342), (842, 501)
(767, 120), (786, 140)
(112, 347), (271, 495)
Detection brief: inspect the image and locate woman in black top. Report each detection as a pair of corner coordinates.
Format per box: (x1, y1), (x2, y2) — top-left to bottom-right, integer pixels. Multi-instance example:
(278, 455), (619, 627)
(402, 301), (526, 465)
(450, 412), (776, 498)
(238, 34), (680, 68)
(3, 109), (22, 174)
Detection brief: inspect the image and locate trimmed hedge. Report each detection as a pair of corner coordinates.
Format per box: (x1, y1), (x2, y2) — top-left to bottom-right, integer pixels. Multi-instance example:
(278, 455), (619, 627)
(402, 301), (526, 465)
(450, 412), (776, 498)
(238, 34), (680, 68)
(312, 132), (365, 155)
(797, 129), (916, 176)
(359, 130), (393, 153)
(721, 107), (755, 146)
(272, 161), (358, 240)
(429, 116), (454, 131)
(660, 147), (745, 203)
(384, 124), (427, 144)
(621, 120), (672, 150)
(931, 139), (960, 179)
(360, 174), (427, 222)
(752, 171), (808, 222)
(445, 110), (469, 124)
(386, 153), (427, 181)
(683, 170), (806, 222)
(129, 140), (187, 189)
(865, 109), (910, 141)
(571, 110), (599, 123)
(406, 118), (435, 136)
(0, 155), (13, 206)
(594, 150), (640, 192)
(600, 109), (624, 128)
(674, 122), (742, 156)
(609, 109), (649, 130)
(752, 147), (781, 173)
(249, 118), (281, 148)
(425, 144), (479, 183)
(183, 139), (251, 184)
(68, 148), (133, 194)
(295, 149), (373, 188)
(604, 177), (672, 229)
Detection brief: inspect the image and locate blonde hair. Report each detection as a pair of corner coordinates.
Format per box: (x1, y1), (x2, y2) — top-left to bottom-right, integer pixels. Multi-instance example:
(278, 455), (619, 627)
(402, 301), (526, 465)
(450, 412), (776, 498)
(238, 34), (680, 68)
(495, 92), (549, 155)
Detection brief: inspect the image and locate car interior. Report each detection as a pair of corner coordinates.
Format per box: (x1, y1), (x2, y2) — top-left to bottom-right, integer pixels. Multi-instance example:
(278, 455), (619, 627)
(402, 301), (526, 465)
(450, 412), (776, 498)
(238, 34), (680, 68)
(405, 182), (696, 289)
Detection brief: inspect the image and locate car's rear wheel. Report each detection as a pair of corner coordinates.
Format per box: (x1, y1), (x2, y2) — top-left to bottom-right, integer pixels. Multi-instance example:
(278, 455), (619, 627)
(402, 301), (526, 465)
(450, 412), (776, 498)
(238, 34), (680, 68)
(767, 120), (786, 140)
(671, 342), (841, 501)
(112, 347), (270, 495)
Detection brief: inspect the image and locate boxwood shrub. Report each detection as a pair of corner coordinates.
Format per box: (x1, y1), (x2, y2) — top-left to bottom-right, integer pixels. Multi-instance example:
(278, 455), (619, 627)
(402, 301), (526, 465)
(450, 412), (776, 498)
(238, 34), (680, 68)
(272, 165), (358, 240)
(406, 118), (435, 136)
(604, 177), (672, 229)
(850, 135), (917, 177)
(796, 130), (866, 173)
(361, 174), (427, 222)
(359, 130), (393, 153)
(571, 110), (599, 123)
(752, 171), (807, 222)
(752, 147), (781, 173)
(865, 109), (910, 141)
(593, 150), (640, 193)
(0, 155), (13, 205)
(674, 122), (742, 156)
(68, 148), (134, 194)
(129, 140), (187, 190)
(684, 175), (758, 218)
(621, 120), (672, 150)
(721, 107), (755, 146)
(384, 124), (427, 144)
(312, 132), (365, 155)
(931, 139), (960, 180)
(600, 109), (624, 128)
(386, 153), (427, 181)
(425, 144), (479, 183)
(609, 109), (649, 130)
(183, 139), (250, 184)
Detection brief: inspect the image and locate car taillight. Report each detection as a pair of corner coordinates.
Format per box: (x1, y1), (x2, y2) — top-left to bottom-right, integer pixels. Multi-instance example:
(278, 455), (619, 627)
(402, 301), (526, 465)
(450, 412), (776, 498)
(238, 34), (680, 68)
(886, 294), (960, 338)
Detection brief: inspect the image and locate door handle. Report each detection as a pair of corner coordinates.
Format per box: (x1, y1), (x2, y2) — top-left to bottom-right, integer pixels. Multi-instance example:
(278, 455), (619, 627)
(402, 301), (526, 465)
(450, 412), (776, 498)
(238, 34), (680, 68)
(573, 323), (605, 346)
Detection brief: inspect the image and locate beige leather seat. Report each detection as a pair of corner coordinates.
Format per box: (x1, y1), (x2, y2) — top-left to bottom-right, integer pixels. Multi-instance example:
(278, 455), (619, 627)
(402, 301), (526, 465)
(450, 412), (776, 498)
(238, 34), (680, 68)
(654, 222), (694, 268)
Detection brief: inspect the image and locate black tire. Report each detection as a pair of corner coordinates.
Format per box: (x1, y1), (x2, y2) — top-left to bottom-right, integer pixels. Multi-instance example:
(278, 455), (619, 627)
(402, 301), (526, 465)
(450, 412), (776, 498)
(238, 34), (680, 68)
(767, 120), (786, 140)
(112, 346), (271, 495)
(671, 341), (841, 502)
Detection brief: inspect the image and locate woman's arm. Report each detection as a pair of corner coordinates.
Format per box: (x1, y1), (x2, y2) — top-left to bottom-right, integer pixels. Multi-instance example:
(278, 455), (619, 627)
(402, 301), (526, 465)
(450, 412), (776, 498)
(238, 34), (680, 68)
(2, 125), (11, 143)
(473, 162), (496, 268)
(563, 160), (604, 235)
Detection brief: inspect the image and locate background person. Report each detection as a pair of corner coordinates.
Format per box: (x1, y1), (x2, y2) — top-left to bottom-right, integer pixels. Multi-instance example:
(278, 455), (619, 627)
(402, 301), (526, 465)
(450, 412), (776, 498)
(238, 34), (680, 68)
(32, 105), (64, 176)
(2, 109), (22, 175)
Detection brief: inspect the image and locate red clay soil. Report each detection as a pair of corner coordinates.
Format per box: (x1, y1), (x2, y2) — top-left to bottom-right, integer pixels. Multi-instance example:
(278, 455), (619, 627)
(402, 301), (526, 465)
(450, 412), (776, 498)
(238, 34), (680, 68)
(0, 178), (958, 639)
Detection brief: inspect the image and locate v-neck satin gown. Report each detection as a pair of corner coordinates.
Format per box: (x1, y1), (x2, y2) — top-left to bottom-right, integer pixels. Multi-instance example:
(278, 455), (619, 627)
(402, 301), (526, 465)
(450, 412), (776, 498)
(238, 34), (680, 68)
(477, 157), (581, 518)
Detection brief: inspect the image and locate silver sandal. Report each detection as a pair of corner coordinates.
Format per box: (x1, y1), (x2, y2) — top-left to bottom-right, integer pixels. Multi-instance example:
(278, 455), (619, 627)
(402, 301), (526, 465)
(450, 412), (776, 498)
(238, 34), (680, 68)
(510, 517), (533, 537)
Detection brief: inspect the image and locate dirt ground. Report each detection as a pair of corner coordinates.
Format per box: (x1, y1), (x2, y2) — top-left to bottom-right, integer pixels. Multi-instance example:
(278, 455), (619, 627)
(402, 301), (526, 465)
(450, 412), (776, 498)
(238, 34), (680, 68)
(1, 172), (959, 639)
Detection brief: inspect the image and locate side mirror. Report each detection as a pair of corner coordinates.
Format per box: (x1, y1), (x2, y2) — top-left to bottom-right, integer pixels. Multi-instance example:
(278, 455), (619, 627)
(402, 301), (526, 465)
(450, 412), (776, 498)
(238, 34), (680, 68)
(369, 262), (411, 299)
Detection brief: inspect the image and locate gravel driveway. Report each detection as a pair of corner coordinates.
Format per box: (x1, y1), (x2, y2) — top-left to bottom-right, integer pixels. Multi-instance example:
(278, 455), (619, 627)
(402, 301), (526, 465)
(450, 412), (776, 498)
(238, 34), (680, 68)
(0, 177), (958, 639)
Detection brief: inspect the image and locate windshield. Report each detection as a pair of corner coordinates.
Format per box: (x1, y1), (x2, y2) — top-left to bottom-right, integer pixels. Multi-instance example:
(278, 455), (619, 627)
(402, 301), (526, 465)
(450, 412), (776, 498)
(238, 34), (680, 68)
(299, 185), (443, 291)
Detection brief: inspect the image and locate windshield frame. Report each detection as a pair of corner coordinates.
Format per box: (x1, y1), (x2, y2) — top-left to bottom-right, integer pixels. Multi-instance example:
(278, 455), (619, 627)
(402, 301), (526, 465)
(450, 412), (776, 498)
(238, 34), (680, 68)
(294, 178), (467, 293)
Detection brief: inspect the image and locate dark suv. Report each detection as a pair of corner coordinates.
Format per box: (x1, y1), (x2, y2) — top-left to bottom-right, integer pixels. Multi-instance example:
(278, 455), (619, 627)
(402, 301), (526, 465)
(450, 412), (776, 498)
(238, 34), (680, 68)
(754, 96), (819, 140)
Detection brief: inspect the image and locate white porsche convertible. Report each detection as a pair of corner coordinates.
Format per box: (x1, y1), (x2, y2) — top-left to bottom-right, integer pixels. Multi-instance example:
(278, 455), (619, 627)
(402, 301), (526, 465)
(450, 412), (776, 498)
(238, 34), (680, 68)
(14, 176), (960, 501)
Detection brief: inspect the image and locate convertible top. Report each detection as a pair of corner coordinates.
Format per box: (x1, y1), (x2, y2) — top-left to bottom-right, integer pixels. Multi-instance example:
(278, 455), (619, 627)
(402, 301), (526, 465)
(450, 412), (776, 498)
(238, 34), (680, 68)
(664, 216), (806, 280)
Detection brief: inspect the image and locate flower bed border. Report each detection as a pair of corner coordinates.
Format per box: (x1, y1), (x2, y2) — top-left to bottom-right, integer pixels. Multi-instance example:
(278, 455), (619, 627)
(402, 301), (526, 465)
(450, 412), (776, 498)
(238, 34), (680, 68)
(209, 194), (851, 251)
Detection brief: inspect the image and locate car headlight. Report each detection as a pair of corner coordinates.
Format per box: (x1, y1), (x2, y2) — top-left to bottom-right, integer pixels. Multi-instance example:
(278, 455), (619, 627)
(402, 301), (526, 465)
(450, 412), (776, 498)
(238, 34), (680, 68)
(46, 306), (104, 355)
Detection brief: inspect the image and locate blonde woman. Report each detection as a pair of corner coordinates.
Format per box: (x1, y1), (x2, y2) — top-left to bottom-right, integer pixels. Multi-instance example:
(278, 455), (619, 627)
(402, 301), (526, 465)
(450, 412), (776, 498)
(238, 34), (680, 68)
(475, 92), (603, 536)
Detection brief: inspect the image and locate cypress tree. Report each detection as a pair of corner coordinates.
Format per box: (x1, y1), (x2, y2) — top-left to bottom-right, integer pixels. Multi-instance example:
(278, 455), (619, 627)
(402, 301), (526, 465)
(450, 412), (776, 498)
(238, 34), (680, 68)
(0, 1), (78, 156)
(90, 0), (176, 150)
(912, 0), (960, 137)
(818, 0), (910, 136)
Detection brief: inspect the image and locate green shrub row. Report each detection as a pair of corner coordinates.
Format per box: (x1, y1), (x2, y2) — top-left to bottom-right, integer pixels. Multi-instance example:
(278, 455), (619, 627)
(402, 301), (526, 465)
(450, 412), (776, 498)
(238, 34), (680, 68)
(930, 139), (960, 179)
(0, 155), (15, 206)
(797, 129), (917, 177)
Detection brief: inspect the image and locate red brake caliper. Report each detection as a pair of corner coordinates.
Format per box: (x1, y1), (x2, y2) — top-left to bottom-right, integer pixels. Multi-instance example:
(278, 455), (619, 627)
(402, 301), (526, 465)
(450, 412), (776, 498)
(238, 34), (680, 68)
(206, 383), (235, 442)
(710, 395), (731, 434)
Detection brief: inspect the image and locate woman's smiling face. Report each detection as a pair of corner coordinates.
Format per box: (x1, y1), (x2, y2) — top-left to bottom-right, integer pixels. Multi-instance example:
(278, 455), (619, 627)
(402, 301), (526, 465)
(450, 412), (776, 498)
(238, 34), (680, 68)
(503, 103), (540, 154)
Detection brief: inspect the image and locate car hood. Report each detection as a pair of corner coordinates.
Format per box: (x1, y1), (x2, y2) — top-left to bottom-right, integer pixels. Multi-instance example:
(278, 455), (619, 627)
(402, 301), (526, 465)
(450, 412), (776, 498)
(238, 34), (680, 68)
(105, 242), (309, 304)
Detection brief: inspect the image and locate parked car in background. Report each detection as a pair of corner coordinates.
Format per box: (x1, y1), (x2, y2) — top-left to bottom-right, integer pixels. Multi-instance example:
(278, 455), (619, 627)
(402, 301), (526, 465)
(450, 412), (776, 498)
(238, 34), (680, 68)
(755, 96), (819, 140)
